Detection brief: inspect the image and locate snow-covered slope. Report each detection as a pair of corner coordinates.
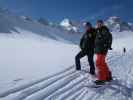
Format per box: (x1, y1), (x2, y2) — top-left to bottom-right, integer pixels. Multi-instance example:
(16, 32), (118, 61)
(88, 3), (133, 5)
(0, 8), (133, 100)
(0, 8), (81, 44)
(0, 30), (133, 100)
(0, 32), (79, 83)
(0, 47), (133, 100)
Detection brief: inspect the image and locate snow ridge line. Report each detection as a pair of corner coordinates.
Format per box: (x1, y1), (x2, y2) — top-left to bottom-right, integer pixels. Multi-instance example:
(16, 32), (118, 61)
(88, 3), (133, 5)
(23, 72), (80, 100)
(45, 74), (86, 100)
(66, 88), (86, 100)
(75, 88), (89, 100)
(12, 70), (76, 100)
(0, 66), (74, 98)
(56, 81), (85, 100)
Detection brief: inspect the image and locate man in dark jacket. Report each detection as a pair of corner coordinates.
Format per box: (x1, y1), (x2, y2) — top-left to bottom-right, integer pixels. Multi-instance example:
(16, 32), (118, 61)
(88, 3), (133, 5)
(75, 22), (96, 75)
(95, 20), (113, 84)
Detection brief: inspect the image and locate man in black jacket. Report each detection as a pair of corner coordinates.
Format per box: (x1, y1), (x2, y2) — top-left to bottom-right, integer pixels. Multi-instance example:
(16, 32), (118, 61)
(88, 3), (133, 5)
(75, 22), (96, 75)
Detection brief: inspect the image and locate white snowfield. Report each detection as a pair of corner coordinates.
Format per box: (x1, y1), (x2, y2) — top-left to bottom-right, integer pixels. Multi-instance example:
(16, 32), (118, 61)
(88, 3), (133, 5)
(0, 8), (133, 100)
(0, 31), (133, 100)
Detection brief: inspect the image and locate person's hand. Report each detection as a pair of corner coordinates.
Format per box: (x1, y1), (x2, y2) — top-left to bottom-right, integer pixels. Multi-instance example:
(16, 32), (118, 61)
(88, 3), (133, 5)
(109, 47), (113, 50)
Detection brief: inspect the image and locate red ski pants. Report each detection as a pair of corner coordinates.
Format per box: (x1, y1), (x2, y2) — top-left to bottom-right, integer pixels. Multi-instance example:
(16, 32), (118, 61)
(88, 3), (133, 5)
(96, 54), (110, 80)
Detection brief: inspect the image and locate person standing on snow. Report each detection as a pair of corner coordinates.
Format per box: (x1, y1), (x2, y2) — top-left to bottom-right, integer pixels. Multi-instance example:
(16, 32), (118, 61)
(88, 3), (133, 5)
(75, 22), (96, 75)
(123, 47), (126, 53)
(94, 20), (113, 85)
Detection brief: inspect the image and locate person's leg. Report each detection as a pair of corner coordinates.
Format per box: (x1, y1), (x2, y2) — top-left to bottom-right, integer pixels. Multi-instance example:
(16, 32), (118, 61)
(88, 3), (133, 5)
(96, 54), (110, 81)
(101, 54), (112, 81)
(75, 51), (86, 70)
(87, 53), (95, 75)
(108, 71), (113, 81)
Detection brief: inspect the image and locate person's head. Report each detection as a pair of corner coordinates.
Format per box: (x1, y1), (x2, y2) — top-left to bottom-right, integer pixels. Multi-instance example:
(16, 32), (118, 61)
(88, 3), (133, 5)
(96, 20), (104, 28)
(84, 22), (92, 30)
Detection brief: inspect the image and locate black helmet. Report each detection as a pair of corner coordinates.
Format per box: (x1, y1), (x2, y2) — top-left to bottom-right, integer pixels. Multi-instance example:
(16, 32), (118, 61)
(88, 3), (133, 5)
(97, 20), (104, 24)
(84, 22), (92, 27)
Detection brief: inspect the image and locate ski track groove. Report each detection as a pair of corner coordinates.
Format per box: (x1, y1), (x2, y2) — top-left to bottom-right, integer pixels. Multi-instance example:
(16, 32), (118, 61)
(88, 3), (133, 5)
(45, 74), (86, 100)
(75, 88), (89, 100)
(12, 70), (76, 100)
(65, 88), (85, 100)
(55, 81), (85, 100)
(0, 66), (74, 98)
(23, 72), (80, 100)
(80, 90), (94, 100)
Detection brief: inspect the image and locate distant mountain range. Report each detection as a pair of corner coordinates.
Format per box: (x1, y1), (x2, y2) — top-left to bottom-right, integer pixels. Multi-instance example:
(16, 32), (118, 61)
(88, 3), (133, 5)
(105, 16), (133, 32)
(0, 7), (133, 43)
(0, 8), (81, 44)
(60, 16), (133, 32)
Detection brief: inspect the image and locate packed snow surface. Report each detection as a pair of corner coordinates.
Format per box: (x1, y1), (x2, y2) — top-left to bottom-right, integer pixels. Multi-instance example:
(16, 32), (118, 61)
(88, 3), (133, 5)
(0, 30), (133, 100)
(1, 8), (133, 100)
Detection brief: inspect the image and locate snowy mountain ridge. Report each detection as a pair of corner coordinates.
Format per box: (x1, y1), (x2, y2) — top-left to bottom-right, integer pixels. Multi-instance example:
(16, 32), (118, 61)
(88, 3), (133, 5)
(60, 18), (84, 33)
(0, 8), (81, 44)
(60, 16), (133, 33)
(105, 16), (133, 32)
(0, 8), (133, 44)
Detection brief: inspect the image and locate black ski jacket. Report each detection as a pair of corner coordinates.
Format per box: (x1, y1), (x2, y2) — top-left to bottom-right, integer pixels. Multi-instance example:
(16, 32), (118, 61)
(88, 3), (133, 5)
(95, 26), (112, 54)
(80, 28), (96, 54)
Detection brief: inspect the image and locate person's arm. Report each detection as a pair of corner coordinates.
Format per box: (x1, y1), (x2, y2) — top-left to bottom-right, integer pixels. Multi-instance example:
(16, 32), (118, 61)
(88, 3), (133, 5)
(102, 28), (113, 50)
(92, 28), (96, 40)
(80, 34), (85, 49)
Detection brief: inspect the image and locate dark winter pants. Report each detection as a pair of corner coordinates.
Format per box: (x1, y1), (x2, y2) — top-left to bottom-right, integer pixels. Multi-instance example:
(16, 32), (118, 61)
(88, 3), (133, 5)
(75, 51), (95, 74)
